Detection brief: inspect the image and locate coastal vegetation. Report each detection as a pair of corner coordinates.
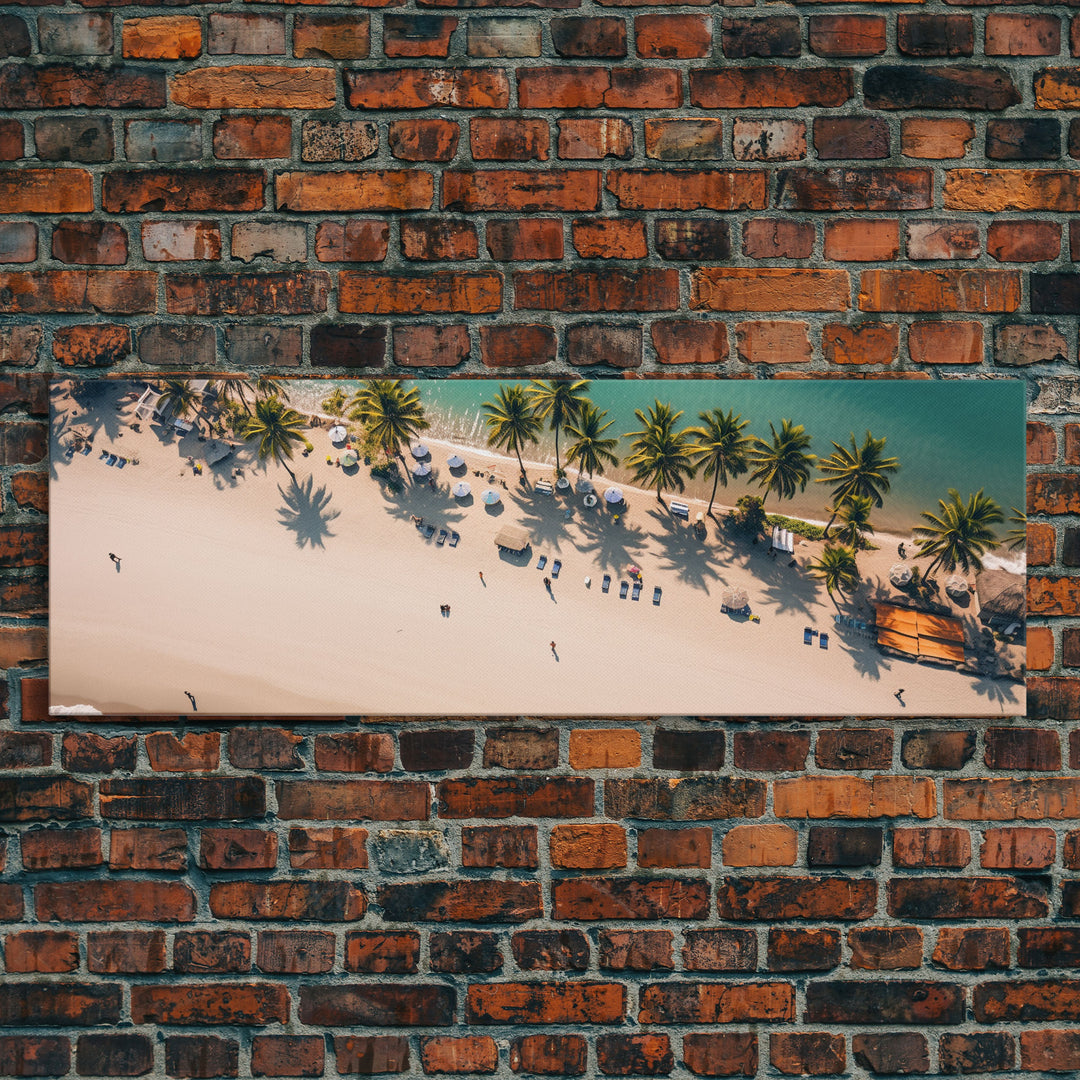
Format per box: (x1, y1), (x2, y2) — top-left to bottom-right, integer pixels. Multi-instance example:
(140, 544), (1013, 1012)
(152, 377), (1010, 584)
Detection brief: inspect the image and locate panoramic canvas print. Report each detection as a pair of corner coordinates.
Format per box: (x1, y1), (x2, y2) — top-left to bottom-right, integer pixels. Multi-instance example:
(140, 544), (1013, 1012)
(50, 376), (1026, 717)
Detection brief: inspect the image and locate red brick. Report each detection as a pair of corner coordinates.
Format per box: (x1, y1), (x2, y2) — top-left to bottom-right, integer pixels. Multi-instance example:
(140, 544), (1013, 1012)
(848, 927), (923, 970)
(36, 881), (196, 922)
(75, 1035), (153, 1077)
(486, 220), (563, 261)
(697, 268), (850, 312)
(898, 14), (974, 57)
(769, 1033), (845, 1077)
(110, 827), (188, 871)
(200, 828), (278, 870)
(132, 985), (288, 1026)
(480, 729), (554, 772)
(512, 930), (588, 971)
(767, 929), (841, 972)
(302, 120), (377, 163)
(421, 1037), (497, 1075)
(723, 825), (799, 867)
(779, 168), (932, 211)
(901, 118), (975, 160)
(552, 878), (708, 920)
(379, 881), (540, 924)
(682, 1034), (757, 1078)
(551, 17), (625, 58)
(104, 169), (264, 213)
(0, 776), (90, 821)
(461, 826), (538, 869)
(394, 325), (470, 368)
(932, 927), (1009, 972)
(385, 15), (456, 58)
(62, 733), (136, 774)
(87, 931), (166, 975)
(683, 930), (756, 972)
(809, 15), (885, 57)
(519, 66), (680, 109)
(889, 877), (1049, 919)
(906, 220), (980, 260)
(690, 68), (851, 108)
(823, 219), (899, 262)
(717, 877), (877, 921)
(227, 728), (302, 770)
(988, 221), (1060, 262)
(981, 827), (1055, 869)
(4, 930), (78, 973)
(213, 115), (291, 160)
(470, 117), (548, 161)
(939, 1033), (1014, 1073)
(639, 983), (794, 1025)
(314, 733), (394, 772)
(607, 170), (765, 211)
(251, 1038), (322, 1079)
(806, 981), (963, 1025)
(276, 171), (433, 212)
(467, 983), (626, 1025)
(516, 268), (677, 312)
(604, 777), (764, 820)
(572, 218), (647, 259)
(174, 932), (251, 975)
(52, 324), (131, 367)
(596, 1035), (672, 1077)
(445, 169), (599, 212)
(172, 65), (332, 108)
(892, 827), (970, 870)
(1027, 626), (1055, 670)
(0, 271), (155, 314)
(0, 1037), (70, 1078)
(598, 931), (673, 972)
(314, 220), (389, 263)
(256, 931), (335, 975)
(908, 321), (983, 365)
(333, 1036), (409, 1076)
(141, 221), (222, 262)
(339, 271), (500, 314)
(388, 119), (459, 162)
(823, 322), (899, 365)
(859, 269), (1020, 313)
(401, 219), (478, 261)
(944, 169), (1080, 212)
(743, 220), (813, 260)
(429, 931), (502, 974)
(557, 118), (632, 160)
(209, 881), (366, 921)
(651, 321), (728, 365)
(20, 827), (102, 869)
(1021, 1031), (1080, 1072)
(0, 64), (164, 110)
(346, 68), (508, 109)
(166, 271), (329, 316)
(735, 321), (812, 365)
(509, 1035), (587, 1076)
(984, 727), (1061, 770)
(0, 223), (35, 263)
(636, 14), (710, 58)
(566, 324), (641, 368)
(550, 824), (627, 869)
(816, 729), (893, 770)
(986, 14), (1060, 55)
(294, 13), (370, 58)
(145, 731), (220, 772)
(0, 732), (50, 769)
(637, 828), (712, 869)
(301, 986), (452, 1028)
(815, 116), (889, 160)
(345, 932), (419, 974)
(467, 306), (565, 354)
(123, 16), (201, 59)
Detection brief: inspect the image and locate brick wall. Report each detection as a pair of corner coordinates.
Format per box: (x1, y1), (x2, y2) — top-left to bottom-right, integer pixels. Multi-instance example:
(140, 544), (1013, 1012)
(3, 0), (1080, 1076)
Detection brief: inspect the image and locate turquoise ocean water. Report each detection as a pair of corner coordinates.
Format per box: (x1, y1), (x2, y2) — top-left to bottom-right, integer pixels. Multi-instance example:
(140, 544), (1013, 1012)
(289, 379), (1026, 547)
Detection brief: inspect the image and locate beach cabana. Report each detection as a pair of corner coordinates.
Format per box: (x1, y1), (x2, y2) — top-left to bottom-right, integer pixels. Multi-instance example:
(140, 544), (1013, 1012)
(771, 527), (794, 554)
(975, 569), (1025, 631)
(874, 602), (966, 665)
(494, 526), (530, 553)
(721, 586), (750, 615)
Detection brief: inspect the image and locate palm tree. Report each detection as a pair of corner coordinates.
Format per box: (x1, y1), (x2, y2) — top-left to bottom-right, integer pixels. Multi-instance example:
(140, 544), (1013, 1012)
(816, 430), (900, 539)
(255, 376), (290, 403)
(624, 400), (696, 504)
(1005, 506), (1027, 551)
(482, 383), (543, 481)
(242, 395), (311, 481)
(831, 494), (875, 550)
(349, 380), (429, 473)
(565, 402), (620, 480)
(912, 488), (1004, 578)
(749, 419), (815, 506)
(687, 408), (753, 517)
(155, 378), (198, 429)
(810, 544), (860, 606)
(213, 378), (253, 415)
(526, 380), (591, 477)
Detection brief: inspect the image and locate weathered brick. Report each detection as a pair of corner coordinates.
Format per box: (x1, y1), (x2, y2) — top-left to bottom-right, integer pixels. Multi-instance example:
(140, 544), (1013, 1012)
(809, 15), (885, 57)
(21, 827), (102, 869)
(551, 17), (625, 58)
(768, 929), (841, 973)
(300, 985), (455, 1027)
(558, 118), (632, 160)
(123, 16), (201, 59)
(509, 1035), (586, 1076)
(717, 877), (876, 921)
(111, 827), (188, 871)
(691, 68), (851, 109)
(938, 1033), (1014, 1074)
(769, 1033), (845, 1077)
(639, 983), (793, 1025)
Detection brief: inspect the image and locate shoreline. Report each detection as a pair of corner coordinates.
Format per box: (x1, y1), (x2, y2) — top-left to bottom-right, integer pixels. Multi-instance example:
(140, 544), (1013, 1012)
(49, 379), (1026, 718)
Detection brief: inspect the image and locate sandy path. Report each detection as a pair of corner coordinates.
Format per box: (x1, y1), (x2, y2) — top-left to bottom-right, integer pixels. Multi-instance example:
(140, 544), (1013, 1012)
(48, 382), (1024, 717)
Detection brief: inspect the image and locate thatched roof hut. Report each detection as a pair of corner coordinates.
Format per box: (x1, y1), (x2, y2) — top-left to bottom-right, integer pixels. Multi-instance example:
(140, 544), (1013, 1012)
(975, 569), (1025, 628)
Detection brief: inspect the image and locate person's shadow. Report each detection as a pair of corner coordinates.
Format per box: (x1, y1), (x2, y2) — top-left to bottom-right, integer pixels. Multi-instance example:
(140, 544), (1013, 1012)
(551, 645), (559, 662)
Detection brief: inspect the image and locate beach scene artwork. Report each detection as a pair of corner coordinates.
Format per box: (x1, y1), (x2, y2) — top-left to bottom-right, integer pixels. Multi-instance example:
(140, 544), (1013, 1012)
(50, 376), (1026, 717)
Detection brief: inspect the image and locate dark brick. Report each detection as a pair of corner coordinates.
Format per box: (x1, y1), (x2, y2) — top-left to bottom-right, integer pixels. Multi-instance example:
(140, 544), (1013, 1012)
(721, 17), (800, 58)
(987, 119), (1060, 161)
(806, 982), (964, 1025)
(399, 729), (473, 771)
(767, 929), (842, 972)
(900, 730), (975, 770)
(310, 324), (386, 367)
(1032, 274), (1080, 314)
(864, 67), (1020, 111)
(655, 220), (730, 262)
(651, 729), (725, 771)
(851, 1033), (929, 1076)
(898, 15), (974, 57)
(75, 1036), (153, 1077)
(807, 827), (883, 867)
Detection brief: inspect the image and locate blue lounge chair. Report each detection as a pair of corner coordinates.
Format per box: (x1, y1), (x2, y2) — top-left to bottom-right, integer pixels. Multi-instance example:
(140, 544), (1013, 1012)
(632, 582), (642, 601)
(436, 528), (447, 546)
(653, 587), (662, 605)
(116, 458), (126, 468)
(449, 531), (460, 547)
(804, 627), (813, 645)
(105, 454), (117, 466)
(551, 559), (562, 578)
(537, 555), (547, 570)
(619, 581), (629, 599)
(602, 575), (611, 593)
(820, 633), (829, 649)
(65, 445), (75, 459)
(423, 523), (435, 538)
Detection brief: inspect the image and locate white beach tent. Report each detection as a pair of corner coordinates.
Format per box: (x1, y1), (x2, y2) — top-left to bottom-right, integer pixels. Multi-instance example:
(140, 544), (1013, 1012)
(771, 527), (795, 553)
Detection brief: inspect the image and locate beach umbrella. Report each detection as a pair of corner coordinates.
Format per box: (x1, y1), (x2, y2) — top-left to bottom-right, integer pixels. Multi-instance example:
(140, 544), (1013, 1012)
(328, 425), (347, 444)
(447, 454), (465, 469)
(341, 449), (358, 468)
(721, 586), (749, 611)
(481, 489), (501, 505)
(583, 494), (598, 508)
(556, 477), (570, 490)
(889, 563), (913, 587)
(604, 487), (624, 504)
(413, 461), (432, 478)
(411, 444), (430, 459)
(945, 574), (969, 599)
(453, 481), (471, 498)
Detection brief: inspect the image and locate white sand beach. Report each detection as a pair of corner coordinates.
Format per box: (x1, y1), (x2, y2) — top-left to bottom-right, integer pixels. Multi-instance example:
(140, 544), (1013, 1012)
(48, 381), (1025, 717)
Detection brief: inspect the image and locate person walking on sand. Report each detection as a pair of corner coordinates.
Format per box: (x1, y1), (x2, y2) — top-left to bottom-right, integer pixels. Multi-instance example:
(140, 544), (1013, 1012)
(478, 571), (484, 583)
(894, 689), (905, 703)
(184, 690), (197, 712)
(550, 641), (557, 654)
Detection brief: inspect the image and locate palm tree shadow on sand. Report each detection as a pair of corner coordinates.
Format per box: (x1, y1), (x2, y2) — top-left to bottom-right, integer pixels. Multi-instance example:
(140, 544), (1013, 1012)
(644, 508), (725, 593)
(277, 475), (340, 549)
